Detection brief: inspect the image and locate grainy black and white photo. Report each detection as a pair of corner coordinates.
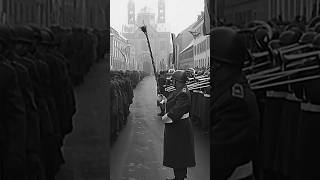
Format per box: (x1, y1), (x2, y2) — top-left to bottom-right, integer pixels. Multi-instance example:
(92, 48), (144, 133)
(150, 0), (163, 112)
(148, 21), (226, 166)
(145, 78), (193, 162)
(110, 0), (210, 180)
(212, 0), (320, 179)
(0, 0), (110, 180)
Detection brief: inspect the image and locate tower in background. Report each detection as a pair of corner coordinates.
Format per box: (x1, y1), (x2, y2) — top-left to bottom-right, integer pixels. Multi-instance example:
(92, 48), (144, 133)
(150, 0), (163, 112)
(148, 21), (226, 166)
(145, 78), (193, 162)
(157, 0), (165, 23)
(128, 0), (135, 25)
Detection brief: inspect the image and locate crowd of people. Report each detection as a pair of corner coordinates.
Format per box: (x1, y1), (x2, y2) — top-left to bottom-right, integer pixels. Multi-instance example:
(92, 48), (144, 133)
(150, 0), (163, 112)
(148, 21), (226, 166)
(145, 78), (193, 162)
(110, 70), (148, 144)
(0, 23), (107, 180)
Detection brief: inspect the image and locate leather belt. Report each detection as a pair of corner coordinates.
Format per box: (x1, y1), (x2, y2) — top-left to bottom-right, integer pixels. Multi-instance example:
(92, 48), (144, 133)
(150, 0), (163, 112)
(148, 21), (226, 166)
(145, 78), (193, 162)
(301, 102), (320, 112)
(266, 90), (288, 98)
(181, 113), (189, 119)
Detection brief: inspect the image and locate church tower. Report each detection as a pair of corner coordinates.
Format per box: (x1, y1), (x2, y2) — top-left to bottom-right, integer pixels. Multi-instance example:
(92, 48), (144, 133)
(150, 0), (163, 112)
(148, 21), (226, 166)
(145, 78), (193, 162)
(157, 0), (165, 23)
(128, 0), (135, 24)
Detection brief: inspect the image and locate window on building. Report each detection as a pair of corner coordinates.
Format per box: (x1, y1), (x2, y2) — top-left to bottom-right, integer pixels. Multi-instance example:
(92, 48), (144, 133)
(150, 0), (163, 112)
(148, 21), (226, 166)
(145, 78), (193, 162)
(14, 2), (17, 23)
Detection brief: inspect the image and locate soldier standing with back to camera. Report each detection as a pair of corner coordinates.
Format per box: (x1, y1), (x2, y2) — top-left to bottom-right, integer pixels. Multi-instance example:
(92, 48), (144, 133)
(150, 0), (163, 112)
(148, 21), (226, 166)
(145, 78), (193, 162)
(211, 27), (260, 180)
(161, 70), (196, 180)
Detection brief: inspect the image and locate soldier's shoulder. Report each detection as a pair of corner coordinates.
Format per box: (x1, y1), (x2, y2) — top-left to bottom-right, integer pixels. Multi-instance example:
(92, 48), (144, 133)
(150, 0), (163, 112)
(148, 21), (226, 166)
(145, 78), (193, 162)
(231, 83), (245, 99)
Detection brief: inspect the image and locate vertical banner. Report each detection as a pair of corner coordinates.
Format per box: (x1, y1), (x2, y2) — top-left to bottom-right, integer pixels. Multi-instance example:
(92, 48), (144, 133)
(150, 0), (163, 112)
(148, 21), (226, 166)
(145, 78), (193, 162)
(171, 33), (176, 68)
(203, 0), (211, 35)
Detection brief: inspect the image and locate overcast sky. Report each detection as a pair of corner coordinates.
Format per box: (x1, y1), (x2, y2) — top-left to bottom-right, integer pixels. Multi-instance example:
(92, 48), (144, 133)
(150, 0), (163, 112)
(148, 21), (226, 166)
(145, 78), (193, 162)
(110, 0), (204, 34)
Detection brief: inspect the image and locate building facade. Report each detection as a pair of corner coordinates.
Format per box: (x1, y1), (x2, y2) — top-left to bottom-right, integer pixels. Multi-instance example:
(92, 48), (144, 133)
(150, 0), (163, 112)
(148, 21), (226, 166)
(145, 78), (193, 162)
(110, 26), (132, 71)
(192, 14), (210, 69)
(176, 12), (210, 70)
(218, 0), (320, 26)
(175, 20), (196, 69)
(122, 0), (171, 73)
(0, 0), (108, 29)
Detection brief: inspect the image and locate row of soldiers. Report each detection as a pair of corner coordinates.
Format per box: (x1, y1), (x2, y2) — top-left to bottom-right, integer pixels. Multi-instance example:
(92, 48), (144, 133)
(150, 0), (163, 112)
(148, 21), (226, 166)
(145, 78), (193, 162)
(110, 70), (148, 144)
(0, 23), (107, 179)
(50, 25), (108, 86)
(212, 16), (320, 180)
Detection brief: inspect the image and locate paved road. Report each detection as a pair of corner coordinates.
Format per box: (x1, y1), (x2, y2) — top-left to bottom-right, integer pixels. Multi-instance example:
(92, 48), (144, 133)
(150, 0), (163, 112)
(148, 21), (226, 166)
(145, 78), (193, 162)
(110, 76), (210, 180)
(56, 61), (109, 180)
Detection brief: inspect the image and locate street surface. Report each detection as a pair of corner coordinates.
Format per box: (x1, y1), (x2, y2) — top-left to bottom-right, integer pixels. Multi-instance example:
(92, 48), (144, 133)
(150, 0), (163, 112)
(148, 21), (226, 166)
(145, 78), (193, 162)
(56, 61), (110, 180)
(110, 76), (210, 180)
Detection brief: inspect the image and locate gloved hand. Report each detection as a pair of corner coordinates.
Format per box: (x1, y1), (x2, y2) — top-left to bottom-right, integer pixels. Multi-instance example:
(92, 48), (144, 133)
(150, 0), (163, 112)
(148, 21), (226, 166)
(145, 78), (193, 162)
(162, 113), (173, 123)
(160, 95), (167, 104)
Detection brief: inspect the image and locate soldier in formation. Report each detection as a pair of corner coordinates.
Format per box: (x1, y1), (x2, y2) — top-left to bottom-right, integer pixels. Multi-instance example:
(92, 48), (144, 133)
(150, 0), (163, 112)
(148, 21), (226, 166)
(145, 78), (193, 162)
(0, 22), (107, 180)
(110, 70), (148, 144)
(212, 15), (320, 180)
(211, 26), (260, 180)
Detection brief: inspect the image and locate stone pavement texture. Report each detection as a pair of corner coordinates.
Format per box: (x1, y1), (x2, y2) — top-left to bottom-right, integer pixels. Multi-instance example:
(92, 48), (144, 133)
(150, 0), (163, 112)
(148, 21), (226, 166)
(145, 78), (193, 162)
(56, 61), (110, 180)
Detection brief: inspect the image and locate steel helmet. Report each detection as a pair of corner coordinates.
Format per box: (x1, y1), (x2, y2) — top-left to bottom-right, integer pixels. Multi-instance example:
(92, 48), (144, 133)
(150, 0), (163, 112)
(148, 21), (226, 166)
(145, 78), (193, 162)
(0, 24), (15, 47)
(314, 23), (320, 33)
(279, 30), (297, 46)
(313, 34), (320, 49)
(12, 25), (36, 43)
(211, 26), (249, 66)
(172, 70), (187, 83)
(299, 32), (317, 44)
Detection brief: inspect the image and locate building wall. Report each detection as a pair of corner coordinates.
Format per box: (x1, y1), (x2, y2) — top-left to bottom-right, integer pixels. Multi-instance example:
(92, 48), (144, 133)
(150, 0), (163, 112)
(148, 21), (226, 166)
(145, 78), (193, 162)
(110, 27), (131, 71)
(222, 0), (267, 26)
(0, 0), (108, 29)
(220, 0), (320, 26)
(176, 13), (210, 70)
(178, 46), (194, 69)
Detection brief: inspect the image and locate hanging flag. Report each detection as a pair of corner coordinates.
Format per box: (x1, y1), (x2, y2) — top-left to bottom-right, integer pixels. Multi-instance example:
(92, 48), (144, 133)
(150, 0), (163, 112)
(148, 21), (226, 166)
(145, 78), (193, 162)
(203, 0), (211, 35)
(189, 30), (201, 39)
(171, 33), (176, 66)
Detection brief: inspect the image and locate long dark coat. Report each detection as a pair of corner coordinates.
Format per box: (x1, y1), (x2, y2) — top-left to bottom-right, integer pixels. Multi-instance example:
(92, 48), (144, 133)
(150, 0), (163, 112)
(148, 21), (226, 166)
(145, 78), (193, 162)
(212, 74), (260, 170)
(163, 85), (196, 169)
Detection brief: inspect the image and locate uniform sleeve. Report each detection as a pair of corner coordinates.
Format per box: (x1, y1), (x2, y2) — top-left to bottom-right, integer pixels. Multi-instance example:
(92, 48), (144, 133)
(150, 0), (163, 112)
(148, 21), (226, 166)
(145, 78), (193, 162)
(167, 92), (191, 121)
(4, 68), (27, 169)
(212, 95), (252, 144)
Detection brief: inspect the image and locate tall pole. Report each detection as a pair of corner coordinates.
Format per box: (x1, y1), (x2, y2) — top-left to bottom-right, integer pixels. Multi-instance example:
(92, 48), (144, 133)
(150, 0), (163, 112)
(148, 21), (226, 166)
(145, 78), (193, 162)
(140, 25), (159, 91)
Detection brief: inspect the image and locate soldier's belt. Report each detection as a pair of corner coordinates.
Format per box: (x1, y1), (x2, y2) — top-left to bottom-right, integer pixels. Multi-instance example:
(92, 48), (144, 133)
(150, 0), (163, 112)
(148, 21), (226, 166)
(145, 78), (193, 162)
(266, 90), (288, 98)
(301, 102), (320, 112)
(181, 113), (189, 119)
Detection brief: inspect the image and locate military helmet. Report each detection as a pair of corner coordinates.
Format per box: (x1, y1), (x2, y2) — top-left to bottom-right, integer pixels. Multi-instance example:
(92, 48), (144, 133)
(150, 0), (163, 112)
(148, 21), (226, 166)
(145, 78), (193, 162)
(211, 26), (249, 66)
(255, 28), (271, 49)
(308, 16), (320, 29)
(279, 30), (297, 46)
(313, 34), (320, 49)
(28, 24), (42, 41)
(40, 28), (55, 45)
(172, 70), (187, 83)
(289, 27), (304, 40)
(299, 32), (317, 44)
(12, 25), (36, 43)
(314, 23), (320, 33)
(0, 24), (15, 47)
